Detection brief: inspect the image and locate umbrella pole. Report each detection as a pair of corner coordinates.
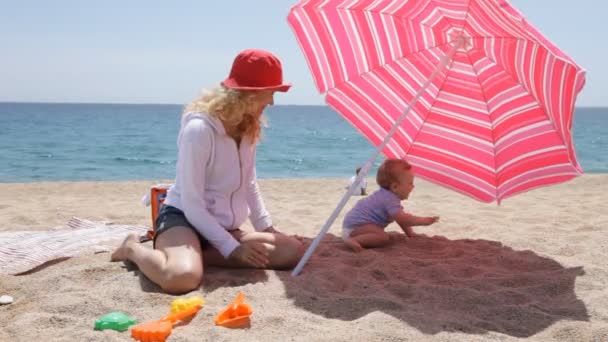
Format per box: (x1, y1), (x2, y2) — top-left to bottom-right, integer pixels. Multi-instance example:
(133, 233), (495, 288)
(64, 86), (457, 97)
(292, 41), (462, 276)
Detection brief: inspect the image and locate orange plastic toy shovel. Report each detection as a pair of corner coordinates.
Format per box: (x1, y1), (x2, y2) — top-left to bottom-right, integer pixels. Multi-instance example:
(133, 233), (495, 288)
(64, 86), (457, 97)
(214, 293), (253, 328)
(131, 304), (202, 342)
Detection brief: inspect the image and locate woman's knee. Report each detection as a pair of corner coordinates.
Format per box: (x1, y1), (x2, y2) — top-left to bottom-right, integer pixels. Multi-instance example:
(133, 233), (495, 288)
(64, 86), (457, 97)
(155, 228), (204, 294)
(161, 268), (203, 294)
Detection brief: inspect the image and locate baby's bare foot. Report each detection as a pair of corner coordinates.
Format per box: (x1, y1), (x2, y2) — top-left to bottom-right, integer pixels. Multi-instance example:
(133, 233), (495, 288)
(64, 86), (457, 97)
(345, 238), (364, 252)
(404, 227), (419, 238)
(110, 233), (139, 261)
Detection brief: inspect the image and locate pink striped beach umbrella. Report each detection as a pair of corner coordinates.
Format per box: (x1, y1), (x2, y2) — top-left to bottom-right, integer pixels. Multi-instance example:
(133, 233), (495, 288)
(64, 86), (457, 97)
(288, 0), (586, 275)
(287, 0), (586, 203)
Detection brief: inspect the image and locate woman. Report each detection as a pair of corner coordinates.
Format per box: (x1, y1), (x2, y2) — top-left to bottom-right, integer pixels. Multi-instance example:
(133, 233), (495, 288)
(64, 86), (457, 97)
(112, 49), (304, 294)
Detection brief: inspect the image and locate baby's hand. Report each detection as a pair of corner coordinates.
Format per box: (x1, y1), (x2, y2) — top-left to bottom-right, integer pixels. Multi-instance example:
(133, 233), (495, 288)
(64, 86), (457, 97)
(423, 216), (439, 225)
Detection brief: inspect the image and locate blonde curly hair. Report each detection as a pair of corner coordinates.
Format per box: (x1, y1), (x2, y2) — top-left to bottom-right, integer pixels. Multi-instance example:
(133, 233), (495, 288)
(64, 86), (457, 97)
(183, 86), (269, 141)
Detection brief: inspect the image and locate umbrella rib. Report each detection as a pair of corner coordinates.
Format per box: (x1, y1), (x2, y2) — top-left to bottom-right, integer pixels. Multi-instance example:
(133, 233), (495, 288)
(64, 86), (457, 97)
(324, 42), (457, 158)
(459, 0), (501, 185)
(473, 36), (572, 156)
(327, 5), (465, 52)
(464, 49), (499, 198)
(331, 5), (457, 33)
(325, 41), (450, 92)
(401, 48), (457, 159)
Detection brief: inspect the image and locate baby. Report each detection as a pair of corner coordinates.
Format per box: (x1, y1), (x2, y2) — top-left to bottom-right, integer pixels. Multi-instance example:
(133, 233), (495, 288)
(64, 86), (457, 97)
(342, 159), (439, 252)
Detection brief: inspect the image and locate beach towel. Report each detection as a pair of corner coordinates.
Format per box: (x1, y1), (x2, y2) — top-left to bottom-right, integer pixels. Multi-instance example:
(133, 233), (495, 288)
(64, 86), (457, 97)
(0, 217), (148, 275)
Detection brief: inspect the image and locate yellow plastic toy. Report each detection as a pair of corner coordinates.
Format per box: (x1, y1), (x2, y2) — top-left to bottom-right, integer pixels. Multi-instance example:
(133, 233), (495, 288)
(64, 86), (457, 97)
(170, 296), (204, 313)
(131, 297), (203, 342)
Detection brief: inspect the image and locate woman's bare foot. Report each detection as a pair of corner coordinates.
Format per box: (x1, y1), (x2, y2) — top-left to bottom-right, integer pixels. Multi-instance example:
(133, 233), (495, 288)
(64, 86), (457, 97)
(345, 238), (364, 252)
(110, 233), (139, 261)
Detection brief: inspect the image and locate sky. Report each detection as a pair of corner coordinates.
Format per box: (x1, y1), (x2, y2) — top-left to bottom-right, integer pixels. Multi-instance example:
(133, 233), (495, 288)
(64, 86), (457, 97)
(0, 0), (605, 106)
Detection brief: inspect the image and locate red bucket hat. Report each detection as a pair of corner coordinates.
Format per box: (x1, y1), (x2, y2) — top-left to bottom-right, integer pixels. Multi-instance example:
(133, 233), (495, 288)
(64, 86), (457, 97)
(222, 49), (292, 92)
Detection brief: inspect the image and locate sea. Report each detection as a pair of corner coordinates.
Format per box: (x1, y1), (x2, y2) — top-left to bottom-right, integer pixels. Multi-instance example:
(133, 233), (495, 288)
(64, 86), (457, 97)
(1, 103), (607, 182)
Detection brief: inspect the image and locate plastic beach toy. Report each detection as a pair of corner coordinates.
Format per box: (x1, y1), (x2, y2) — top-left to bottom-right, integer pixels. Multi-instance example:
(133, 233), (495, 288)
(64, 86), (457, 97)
(94, 312), (136, 332)
(170, 296), (204, 313)
(215, 293), (253, 328)
(131, 304), (202, 342)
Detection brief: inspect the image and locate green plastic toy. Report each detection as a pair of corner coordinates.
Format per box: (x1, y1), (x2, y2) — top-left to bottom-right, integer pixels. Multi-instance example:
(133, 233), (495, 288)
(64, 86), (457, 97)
(94, 312), (136, 332)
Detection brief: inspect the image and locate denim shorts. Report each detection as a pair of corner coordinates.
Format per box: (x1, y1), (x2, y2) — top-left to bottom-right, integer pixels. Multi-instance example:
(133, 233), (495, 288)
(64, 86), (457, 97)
(153, 205), (210, 249)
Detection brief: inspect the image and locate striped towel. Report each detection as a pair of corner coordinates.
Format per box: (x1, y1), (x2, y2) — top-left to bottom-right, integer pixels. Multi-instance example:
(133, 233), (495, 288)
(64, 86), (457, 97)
(0, 217), (148, 275)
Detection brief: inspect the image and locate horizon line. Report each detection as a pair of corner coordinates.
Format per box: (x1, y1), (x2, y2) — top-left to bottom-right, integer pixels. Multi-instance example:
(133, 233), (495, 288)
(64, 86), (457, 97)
(0, 100), (326, 107)
(0, 101), (605, 109)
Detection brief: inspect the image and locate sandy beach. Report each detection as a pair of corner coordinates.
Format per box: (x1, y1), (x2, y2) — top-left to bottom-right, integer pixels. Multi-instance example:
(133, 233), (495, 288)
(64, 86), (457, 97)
(1, 175), (607, 341)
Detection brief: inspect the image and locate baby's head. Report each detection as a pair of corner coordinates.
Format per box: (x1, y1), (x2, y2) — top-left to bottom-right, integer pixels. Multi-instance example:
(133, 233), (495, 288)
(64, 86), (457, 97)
(376, 159), (414, 200)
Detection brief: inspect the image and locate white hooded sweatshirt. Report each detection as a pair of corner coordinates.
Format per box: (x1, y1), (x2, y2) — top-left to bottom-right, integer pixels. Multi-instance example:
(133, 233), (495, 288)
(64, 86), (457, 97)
(164, 112), (272, 258)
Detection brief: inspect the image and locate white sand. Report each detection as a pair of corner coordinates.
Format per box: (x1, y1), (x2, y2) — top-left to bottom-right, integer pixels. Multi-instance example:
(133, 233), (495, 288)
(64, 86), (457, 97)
(1, 175), (607, 341)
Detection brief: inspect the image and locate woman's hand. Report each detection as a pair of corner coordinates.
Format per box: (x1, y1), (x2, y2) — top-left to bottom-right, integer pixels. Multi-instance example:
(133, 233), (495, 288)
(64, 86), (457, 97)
(263, 226), (281, 234)
(263, 225), (308, 244)
(229, 241), (269, 268)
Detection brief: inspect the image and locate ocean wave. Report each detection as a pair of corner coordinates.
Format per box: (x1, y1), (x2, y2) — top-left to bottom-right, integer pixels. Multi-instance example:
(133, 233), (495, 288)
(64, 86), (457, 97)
(113, 157), (174, 165)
